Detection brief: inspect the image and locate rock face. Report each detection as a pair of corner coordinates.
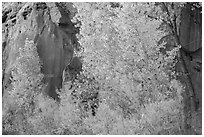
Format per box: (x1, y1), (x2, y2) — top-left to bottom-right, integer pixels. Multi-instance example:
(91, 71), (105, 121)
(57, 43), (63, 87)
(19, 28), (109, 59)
(179, 4), (202, 110)
(158, 3), (202, 111)
(2, 2), (78, 100)
(63, 56), (82, 82)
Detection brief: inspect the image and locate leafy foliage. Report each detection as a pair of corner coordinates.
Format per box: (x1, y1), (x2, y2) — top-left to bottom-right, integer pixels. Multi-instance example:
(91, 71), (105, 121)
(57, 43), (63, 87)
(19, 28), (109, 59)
(11, 39), (44, 106)
(3, 2), (187, 135)
(72, 2), (184, 134)
(2, 39), (44, 134)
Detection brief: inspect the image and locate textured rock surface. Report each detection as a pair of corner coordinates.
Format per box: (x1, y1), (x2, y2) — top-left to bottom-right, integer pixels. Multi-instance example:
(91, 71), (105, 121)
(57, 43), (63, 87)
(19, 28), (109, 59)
(2, 2), (79, 100)
(157, 4), (202, 134)
(180, 4), (202, 110)
(179, 4), (202, 134)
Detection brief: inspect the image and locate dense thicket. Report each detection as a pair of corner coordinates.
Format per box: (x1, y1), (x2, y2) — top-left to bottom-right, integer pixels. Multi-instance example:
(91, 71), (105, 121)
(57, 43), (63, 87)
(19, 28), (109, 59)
(71, 2), (184, 134)
(2, 2), (201, 135)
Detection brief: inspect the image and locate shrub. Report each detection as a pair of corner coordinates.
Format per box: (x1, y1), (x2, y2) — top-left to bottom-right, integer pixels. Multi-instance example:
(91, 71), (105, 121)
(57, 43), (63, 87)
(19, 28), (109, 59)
(2, 39), (44, 134)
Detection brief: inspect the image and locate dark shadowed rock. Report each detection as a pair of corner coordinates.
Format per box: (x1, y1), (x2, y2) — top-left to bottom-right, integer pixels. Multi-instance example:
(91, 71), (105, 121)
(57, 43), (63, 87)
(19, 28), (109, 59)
(63, 56), (82, 82)
(179, 3), (202, 110)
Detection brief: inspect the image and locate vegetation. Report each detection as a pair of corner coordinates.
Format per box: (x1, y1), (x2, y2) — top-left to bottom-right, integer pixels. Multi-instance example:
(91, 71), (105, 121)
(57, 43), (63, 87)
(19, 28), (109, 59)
(2, 39), (44, 134)
(2, 2), (201, 135)
(71, 2), (184, 134)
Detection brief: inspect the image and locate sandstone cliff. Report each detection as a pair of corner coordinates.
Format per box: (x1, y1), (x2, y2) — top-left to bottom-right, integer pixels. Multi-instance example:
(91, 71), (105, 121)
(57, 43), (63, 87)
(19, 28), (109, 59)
(2, 2), (79, 100)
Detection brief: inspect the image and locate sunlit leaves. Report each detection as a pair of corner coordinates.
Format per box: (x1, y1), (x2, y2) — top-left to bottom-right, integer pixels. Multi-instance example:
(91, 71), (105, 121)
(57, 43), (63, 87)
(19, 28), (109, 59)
(3, 38), (45, 134)
(9, 39), (44, 107)
(73, 2), (184, 134)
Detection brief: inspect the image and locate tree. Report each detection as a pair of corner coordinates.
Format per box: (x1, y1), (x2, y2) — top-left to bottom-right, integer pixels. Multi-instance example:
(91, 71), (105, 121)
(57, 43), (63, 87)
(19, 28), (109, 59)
(145, 2), (202, 134)
(2, 2), (189, 135)
(2, 39), (44, 134)
(72, 2), (184, 134)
